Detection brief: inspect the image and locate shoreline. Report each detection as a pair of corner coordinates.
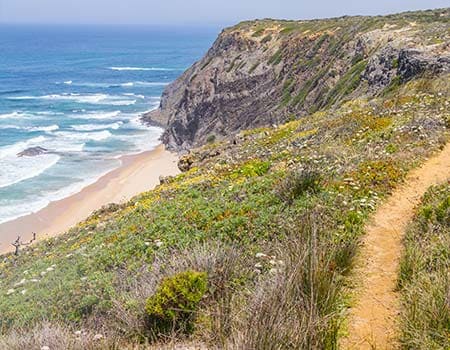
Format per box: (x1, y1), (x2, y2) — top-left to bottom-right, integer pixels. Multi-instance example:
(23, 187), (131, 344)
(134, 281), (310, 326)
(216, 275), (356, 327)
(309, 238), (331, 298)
(0, 144), (179, 255)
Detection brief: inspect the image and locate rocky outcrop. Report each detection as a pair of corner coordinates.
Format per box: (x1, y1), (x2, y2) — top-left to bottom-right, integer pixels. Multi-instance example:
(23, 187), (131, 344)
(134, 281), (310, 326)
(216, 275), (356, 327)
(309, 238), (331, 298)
(398, 49), (450, 82)
(143, 8), (450, 150)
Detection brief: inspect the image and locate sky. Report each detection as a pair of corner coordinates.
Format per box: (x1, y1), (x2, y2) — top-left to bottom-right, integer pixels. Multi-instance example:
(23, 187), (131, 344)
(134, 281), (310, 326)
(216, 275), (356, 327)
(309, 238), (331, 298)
(0, 0), (448, 26)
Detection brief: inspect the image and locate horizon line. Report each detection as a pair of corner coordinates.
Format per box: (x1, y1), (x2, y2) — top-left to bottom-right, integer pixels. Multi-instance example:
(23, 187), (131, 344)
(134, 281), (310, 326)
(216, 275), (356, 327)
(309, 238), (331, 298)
(0, 6), (447, 28)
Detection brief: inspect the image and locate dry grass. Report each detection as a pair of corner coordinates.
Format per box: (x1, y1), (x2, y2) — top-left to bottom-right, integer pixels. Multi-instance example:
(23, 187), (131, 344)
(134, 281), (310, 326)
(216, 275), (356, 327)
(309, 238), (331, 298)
(102, 242), (253, 346)
(398, 184), (450, 349)
(227, 209), (350, 349)
(0, 322), (121, 350)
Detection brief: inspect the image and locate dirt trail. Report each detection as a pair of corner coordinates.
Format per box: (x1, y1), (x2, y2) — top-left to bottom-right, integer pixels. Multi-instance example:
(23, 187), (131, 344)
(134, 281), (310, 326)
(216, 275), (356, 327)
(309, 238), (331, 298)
(342, 144), (450, 350)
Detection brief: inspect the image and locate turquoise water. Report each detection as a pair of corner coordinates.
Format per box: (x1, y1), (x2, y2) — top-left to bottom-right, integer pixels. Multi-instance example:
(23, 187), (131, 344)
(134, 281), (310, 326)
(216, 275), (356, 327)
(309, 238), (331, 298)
(0, 25), (217, 223)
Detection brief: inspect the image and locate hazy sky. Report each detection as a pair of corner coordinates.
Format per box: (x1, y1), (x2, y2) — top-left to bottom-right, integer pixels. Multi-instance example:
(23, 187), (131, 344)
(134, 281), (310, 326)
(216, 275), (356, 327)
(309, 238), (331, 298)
(0, 0), (448, 26)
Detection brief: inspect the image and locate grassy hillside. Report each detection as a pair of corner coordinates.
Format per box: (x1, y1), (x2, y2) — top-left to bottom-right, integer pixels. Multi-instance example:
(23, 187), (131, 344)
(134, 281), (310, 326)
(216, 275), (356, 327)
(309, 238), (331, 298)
(0, 75), (448, 348)
(399, 183), (450, 349)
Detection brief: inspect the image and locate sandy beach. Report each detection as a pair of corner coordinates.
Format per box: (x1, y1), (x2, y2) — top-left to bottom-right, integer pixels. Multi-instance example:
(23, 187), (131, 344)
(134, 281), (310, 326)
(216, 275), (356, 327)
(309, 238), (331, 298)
(0, 144), (179, 255)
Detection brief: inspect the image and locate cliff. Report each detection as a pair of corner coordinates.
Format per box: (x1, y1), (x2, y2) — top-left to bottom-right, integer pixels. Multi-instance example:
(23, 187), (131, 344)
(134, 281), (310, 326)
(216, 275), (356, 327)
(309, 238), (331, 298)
(143, 8), (449, 150)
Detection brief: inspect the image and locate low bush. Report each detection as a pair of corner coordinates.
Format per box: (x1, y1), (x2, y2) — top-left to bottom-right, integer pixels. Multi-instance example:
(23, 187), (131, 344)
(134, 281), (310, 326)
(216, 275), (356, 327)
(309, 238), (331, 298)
(206, 134), (216, 143)
(275, 166), (321, 205)
(145, 270), (208, 338)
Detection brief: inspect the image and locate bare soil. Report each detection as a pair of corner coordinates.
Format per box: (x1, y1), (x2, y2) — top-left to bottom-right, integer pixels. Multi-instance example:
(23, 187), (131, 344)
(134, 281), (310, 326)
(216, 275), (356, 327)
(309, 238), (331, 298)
(342, 144), (450, 349)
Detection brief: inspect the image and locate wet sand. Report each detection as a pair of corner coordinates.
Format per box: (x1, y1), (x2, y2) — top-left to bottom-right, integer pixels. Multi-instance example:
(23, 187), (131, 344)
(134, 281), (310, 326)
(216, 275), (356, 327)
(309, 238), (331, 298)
(0, 144), (179, 255)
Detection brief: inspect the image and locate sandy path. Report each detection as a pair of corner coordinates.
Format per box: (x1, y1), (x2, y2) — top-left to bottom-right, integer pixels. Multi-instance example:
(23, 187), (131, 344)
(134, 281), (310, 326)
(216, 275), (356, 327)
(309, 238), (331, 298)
(342, 143), (450, 349)
(0, 144), (179, 255)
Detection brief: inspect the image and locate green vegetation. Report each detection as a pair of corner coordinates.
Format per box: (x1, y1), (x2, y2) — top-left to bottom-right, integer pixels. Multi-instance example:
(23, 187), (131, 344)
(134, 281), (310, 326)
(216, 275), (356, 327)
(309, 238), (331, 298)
(309, 33), (329, 56)
(392, 58), (399, 69)
(322, 59), (368, 108)
(279, 26), (296, 35)
(274, 166), (321, 205)
(248, 62), (260, 74)
(383, 75), (402, 96)
(261, 34), (272, 44)
(206, 134), (216, 143)
(145, 271), (208, 337)
(280, 78), (294, 107)
(0, 7), (449, 346)
(291, 67), (329, 107)
(252, 28), (265, 37)
(398, 184), (450, 349)
(268, 49), (283, 65)
(0, 75), (447, 348)
(234, 8), (448, 42)
(226, 56), (240, 73)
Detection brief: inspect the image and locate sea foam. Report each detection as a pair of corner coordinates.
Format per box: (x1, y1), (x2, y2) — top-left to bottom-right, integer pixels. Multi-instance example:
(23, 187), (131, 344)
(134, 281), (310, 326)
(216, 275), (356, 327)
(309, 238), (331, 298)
(27, 125), (60, 132)
(73, 111), (121, 120)
(9, 93), (136, 106)
(54, 130), (113, 142)
(70, 122), (123, 131)
(0, 153), (61, 189)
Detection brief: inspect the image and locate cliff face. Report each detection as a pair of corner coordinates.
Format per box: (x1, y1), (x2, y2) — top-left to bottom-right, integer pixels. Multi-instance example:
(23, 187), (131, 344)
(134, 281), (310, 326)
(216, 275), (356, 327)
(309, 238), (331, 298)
(144, 9), (450, 150)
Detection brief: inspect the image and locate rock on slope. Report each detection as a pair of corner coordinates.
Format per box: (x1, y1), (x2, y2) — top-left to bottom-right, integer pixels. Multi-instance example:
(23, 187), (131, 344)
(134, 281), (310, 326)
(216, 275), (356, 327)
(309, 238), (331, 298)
(143, 8), (449, 150)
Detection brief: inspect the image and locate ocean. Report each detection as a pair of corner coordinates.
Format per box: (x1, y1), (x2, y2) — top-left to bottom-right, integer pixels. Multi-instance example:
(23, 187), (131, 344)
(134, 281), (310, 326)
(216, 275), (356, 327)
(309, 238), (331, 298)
(0, 24), (217, 224)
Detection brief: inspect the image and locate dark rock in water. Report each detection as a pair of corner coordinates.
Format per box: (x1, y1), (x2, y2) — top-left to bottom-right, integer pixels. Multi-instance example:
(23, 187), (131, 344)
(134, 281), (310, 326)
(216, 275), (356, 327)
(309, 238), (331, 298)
(17, 146), (49, 157)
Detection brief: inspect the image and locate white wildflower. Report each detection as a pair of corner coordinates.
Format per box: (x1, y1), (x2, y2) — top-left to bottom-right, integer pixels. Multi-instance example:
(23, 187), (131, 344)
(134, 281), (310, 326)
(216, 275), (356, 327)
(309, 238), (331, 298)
(6, 289), (15, 295)
(14, 278), (27, 287)
(255, 252), (267, 258)
(93, 334), (104, 341)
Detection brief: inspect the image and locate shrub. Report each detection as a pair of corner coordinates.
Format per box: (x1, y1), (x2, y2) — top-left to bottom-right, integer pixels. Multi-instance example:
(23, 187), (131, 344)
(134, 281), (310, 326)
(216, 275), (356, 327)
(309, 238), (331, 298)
(351, 160), (405, 194)
(275, 166), (321, 205)
(206, 134), (216, 144)
(145, 271), (208, 337)
(230, 159), (271, 178)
